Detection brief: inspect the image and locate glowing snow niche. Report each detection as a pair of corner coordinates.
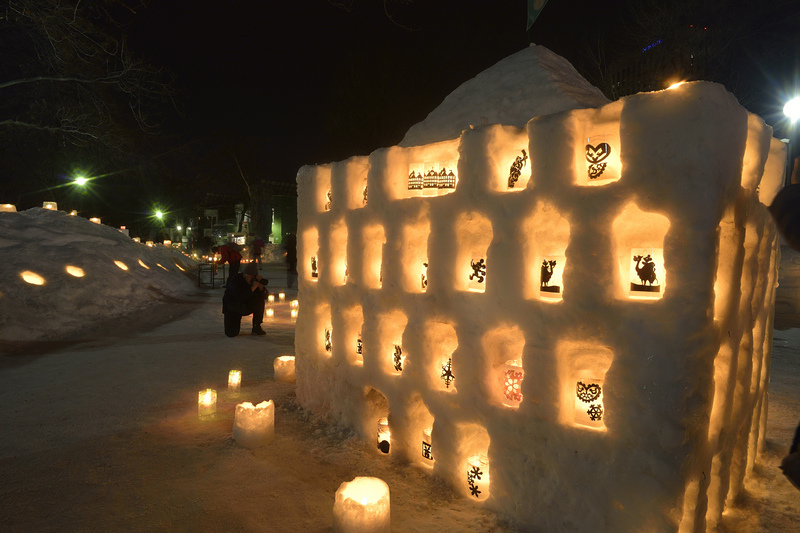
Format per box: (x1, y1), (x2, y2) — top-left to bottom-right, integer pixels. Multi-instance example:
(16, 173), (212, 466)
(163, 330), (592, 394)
(295, 53), (782, 530)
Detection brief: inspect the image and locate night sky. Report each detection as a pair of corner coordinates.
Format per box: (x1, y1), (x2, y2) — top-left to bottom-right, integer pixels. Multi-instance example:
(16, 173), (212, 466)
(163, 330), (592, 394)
(125, 0), (616, 185)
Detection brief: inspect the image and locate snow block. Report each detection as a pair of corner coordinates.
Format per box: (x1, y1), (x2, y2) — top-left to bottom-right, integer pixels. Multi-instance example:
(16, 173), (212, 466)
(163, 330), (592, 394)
(295, 80), (782, 532)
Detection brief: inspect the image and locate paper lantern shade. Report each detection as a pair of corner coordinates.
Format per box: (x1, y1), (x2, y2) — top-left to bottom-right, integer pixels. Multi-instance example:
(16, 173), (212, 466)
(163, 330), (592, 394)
(233, 400), (275, 448)
(468, 256), (487, 292)
(539, 255), (565, 300)
(629, 248), (664, 299)
(333, 477), (391, 533)
(198, 389), (217, 418)
(274, 356), (296, 383)
(421, 427), (434, 463)
(465, 454), (490, 501)
(573, 376), (605, 429)
(501, 360), (524, 408)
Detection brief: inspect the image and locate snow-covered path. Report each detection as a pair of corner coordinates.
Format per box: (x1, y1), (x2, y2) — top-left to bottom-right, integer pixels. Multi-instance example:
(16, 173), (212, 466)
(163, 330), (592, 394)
(0, 290), (798, 531)
(0, 292), (507, 532)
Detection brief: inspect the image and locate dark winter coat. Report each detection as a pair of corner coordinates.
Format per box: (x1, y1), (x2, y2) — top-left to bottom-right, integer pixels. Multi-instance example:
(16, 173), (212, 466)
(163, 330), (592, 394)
(222, 273), (259, 316)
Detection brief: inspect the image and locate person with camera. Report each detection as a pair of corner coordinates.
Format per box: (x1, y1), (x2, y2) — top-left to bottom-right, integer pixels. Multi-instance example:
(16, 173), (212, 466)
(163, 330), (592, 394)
(222, 262), (269, 337)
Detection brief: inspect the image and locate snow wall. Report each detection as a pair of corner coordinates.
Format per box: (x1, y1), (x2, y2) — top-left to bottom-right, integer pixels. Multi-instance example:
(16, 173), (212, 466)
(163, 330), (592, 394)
(295, 80), (785, 532)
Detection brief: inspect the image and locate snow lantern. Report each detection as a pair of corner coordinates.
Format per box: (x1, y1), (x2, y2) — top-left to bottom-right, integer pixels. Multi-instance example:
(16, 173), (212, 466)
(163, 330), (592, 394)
(291, 299), (299, 309)
(233, 400), (275, 448)
(90, 217), (101, 224)
(42, 201), (57, 210)
(65, 265), (85, 277)
(377, 417), (390, 454)
(279, 292), (286, 301)
(228, 370), (242, 395)
(0, 204), (16, 212)
(132, 237), (140, 243)
(69, 210), (78, 216)
(20, 271), (45, 285)
(291, 309), (298, 320)
(421, 427), (434, 464)
(198, 389), (216, 418)
(268, 294), (275, 303)
(294, 46), (783, 531)
(333, 477), (390, 533)
(464, 454), (490, 501)
(145, 241), (154, 247)
(163, 239), (171, 246)
(273, 356), (296, 383)
(266, 308), (274, 320)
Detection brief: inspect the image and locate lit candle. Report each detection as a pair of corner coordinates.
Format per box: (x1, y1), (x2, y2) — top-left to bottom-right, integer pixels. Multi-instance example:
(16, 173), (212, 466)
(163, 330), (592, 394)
(69, 210), (77, 216)
(268, 294), (275, 303)
(273, 356), (296, 382)
(290, 300), (299, 308)
(333, 477), (391, 533)
(290, 309), (298, 320)
(377, 417), (390, 454)
(132, 237), (140, 243)
(228, 370), (242, 395)
(0, 204), (17, 212)
(233, 400), (275, 448)
(198, 389), (217, 418)
(89, 217), (101, 224)
(146, 241), (154, 247)
(465, 454), (490, 501)
(279, 292), (286, 301)
(163, 240), (172, 246)
(266, 308), (274, 320)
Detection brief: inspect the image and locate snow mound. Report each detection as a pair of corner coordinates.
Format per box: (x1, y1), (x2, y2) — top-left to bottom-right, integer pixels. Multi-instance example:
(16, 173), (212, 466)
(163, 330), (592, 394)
(0, 208), (199, 345)
(400, 44), (610, 147)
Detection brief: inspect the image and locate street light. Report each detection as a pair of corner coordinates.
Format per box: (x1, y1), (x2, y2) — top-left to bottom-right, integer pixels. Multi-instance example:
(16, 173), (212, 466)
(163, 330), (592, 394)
(784, 97), (800, 123)
(74, 176), (88, 186)
(155, 210), (163, 220)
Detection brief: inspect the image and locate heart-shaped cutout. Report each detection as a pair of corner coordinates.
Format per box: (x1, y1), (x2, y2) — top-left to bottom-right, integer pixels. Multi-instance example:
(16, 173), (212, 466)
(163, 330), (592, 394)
(585, 143), (611, 164)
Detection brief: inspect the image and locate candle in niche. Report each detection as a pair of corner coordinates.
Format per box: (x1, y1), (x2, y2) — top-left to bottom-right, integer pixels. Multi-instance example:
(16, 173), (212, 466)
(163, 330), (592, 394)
(574, 372), (605, 429)
(290, 309), (298, 320)
(233, 400), (275, 448)
(465, 454), (490, 501)
(501, 360), (524, 408)
(377, 417), (390, 454)
(629, 248), (664, 299)
(291, 299), (299, 308)
(333, 477), (390, 533)
(421, 427), (434, 463)
(198, 389), (217, 418)
(539, 255), (565, 300)
(228, 370), (242, 395)
(274, 356), (296, 382)
(468, 255), (486, 292)
(279, 292), (286, 301)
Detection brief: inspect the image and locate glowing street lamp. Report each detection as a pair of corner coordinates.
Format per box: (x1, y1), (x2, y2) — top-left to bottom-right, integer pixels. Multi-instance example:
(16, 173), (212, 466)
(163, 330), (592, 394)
(74, 176), (88, 186)
(784, 97), (800, 123)
(155, 210), (164, 220)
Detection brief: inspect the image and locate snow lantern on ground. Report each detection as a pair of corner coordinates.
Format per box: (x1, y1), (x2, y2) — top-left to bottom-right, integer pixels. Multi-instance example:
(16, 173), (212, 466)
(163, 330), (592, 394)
(293, 45), (784, 531)
(89, 217), (101, 224)
(0, 204), (16, 212)
(266, 308), (274, 320)
(268, 294), (275, 303)
(42, 201), (57, 210)
(273, 356), (296, 383)
(228, 370), (241, 395)
(198, 389), (216, 418)
(279, 292), (286, 301)
(233, 400), (275, 448)
(333, 477), (390, 533)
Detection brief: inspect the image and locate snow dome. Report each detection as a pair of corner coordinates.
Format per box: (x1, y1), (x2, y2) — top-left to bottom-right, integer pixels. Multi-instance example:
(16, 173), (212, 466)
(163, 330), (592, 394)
(294, 45), (785, 532)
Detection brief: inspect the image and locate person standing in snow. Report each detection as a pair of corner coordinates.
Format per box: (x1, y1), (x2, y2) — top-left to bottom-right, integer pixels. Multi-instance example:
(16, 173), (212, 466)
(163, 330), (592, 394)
(251, 234), (265, 267)
(222, 262), (268, 337)
(212, 243), (242, 286)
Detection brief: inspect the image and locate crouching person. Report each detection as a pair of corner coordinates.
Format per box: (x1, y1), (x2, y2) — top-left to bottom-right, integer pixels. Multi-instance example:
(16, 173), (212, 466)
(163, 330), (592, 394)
(223, 263), (268, 337)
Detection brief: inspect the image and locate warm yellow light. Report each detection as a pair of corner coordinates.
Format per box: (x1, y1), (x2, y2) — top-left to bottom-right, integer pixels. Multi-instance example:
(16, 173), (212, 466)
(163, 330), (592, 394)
(69, 210), (77, 216)
(290, 299), (299, 308)
(274, 356), (296, 382)
(279, 292), (285, 301)
(198, 389), (217, 418)
(42, 201), (57, 210)
(21, 271), (45, 285)
(137, 259), (150, 270)
(157, 263), (168, 271)
(163, 240), (171, 246)
(89, 217), (101, 224)
(667, 80), (686, 90)
(1, 204), (17, 212)
(175, 263), (185, 272)
(268, 294), (275, 303)
(65, 265), (85, 277)
(290, 309), (298, 319)
(377, 417), (391, 453)
(465, 454), (490, 501)
(132, 237), (141, 243)
(333, 477), (391, 532)
(114, 261), (128, 271)
(233, 400), (275, 448)
(266, 308), (274, 318)
(228, 370), (242, 394)
(145, 241), (154, 247)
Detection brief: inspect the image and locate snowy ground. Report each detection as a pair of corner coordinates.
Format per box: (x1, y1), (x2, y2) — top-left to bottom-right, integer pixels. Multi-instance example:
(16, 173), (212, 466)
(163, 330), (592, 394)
(0, 209), (798, 531)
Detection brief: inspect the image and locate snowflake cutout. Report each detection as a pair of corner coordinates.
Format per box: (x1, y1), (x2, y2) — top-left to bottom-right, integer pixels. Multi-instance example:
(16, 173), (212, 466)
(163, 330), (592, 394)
(441, 358), (455, 388)
(503, 369), (523, 402)
(587, 403), (603, 421)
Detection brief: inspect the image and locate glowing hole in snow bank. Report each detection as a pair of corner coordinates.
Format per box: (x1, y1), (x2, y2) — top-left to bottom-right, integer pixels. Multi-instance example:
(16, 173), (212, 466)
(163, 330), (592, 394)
(157, 263), (168, 271)
(114, 261), (128, 271)
(21, 271), (45, 285)
(65, 265), (85, 277)
(138, 259), (150, 269)
(333, 477), (391, 533)
(174, 263), (185, 272)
